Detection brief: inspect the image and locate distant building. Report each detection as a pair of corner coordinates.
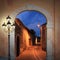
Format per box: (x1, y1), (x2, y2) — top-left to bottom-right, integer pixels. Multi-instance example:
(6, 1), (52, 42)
(15, 18), (35, 56)
(41, 24), (47, 51)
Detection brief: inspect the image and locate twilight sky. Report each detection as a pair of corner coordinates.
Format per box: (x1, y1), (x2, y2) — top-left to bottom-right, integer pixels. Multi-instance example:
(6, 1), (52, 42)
(16, 10), (47, 36)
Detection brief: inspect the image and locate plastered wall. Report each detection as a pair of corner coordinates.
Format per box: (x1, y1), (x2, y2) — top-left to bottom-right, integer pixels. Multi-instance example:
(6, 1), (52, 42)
(0, 0), (60, 60)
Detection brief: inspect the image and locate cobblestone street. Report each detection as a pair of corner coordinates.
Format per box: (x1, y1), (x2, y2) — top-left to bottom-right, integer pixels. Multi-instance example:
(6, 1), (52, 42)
(16, 46), (46, 60)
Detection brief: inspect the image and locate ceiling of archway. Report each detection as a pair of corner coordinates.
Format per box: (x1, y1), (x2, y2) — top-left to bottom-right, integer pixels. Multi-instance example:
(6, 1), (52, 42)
(16, 10), (47, 36)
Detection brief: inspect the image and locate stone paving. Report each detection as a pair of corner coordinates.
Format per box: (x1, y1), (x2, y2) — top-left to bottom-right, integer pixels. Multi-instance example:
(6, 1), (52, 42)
(16, 46), (46, 60)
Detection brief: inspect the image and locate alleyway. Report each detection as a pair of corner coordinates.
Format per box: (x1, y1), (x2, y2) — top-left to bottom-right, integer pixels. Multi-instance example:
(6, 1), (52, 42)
(16, 46), (46, 60)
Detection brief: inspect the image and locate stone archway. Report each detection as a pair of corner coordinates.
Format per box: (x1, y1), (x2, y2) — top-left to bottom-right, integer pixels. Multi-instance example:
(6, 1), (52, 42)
(10, 4), (54, 60)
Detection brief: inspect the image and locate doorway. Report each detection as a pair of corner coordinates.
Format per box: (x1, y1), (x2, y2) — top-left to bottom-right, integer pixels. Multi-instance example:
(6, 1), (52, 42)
(16, 35), (20, 56)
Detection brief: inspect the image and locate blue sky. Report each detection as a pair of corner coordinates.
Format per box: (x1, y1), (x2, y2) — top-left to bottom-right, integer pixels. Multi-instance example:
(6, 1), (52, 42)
(16, 10), (47, 36)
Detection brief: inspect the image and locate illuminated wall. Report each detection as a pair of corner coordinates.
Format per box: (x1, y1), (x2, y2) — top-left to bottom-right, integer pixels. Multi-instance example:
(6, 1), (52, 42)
(15, 18), (31, 57)
(23, 29), (31, 47)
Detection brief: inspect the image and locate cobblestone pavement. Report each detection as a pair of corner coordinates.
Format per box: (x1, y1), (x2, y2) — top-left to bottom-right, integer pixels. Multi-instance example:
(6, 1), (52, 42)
(16, 46), (46, 60)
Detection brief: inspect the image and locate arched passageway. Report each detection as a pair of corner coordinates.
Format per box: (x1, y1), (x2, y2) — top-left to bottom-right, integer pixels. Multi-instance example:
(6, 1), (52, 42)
(15, 10), (47, 60)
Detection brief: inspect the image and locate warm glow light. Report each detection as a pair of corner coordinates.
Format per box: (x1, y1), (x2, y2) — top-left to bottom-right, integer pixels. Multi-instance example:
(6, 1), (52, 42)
(37, 24), (40, 28)
(35, 37), (37, 44)
(2, 16), (15, 32)
(23, 29), (30, 47)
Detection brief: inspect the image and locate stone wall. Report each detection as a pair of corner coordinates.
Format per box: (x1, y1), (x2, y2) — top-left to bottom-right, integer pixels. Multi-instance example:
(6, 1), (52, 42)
(15, 18), (25, 56)
(41, 24), (47, 51)
(15, 18), (31, 57)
